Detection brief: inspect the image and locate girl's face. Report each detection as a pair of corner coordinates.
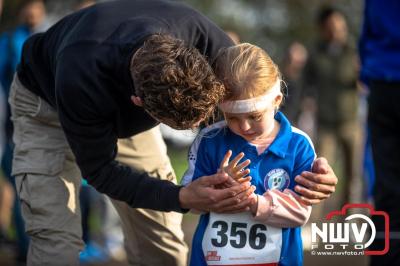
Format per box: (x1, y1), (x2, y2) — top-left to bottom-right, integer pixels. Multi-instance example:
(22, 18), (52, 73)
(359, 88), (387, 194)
(224, 104), (276, 142)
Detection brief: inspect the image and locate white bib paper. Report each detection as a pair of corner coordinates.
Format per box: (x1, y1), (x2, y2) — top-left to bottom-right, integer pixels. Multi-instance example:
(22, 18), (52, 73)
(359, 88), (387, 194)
(202, 212), (282, 265)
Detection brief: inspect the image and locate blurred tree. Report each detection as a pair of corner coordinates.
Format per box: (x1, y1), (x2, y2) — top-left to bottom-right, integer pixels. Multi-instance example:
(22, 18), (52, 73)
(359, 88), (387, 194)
(1, 0), (363, 65)
(179, 0), (363, 63)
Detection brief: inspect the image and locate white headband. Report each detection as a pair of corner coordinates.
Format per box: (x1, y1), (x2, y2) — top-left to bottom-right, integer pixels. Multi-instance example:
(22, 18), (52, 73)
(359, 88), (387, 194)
(219, 79), (282, 113)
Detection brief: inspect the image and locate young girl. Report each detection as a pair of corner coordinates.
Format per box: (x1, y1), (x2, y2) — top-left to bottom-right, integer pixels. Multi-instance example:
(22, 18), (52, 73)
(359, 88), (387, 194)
(182, 43), (315, 266)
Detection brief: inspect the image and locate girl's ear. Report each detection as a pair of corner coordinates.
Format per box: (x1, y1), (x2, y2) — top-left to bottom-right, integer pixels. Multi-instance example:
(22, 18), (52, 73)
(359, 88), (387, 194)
(131, 95), (143, 107)
(274, 93), (283, 108)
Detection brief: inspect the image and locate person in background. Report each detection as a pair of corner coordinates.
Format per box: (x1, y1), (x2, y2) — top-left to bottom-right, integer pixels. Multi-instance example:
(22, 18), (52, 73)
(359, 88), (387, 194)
(0, 0), (48, 262)
(74, 0), (96, 11)
(280, 41), (309, 125)
(304, 6), (362, 207)
(225, 30), (240, 45)
(0, 0), (4, 160)
(359, 0), (400, 264)
(182, 43), (317, 266)
(0, 0), (48, 90)
(0, 0), (16, 251)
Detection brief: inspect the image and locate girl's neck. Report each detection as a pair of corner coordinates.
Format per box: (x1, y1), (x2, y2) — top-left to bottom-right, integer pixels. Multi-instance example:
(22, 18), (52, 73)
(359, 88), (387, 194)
(250, 121), (280, 155)
(250, 120), (280, 145)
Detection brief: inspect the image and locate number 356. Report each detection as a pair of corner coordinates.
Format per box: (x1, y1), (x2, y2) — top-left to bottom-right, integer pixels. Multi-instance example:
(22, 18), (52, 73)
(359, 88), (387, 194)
(211, 221), (267, 249)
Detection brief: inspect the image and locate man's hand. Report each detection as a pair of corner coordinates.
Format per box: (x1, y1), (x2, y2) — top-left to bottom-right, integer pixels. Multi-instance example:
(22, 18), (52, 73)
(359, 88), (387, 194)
(294, 157), (338, 205)
(179, 172), (256, 213)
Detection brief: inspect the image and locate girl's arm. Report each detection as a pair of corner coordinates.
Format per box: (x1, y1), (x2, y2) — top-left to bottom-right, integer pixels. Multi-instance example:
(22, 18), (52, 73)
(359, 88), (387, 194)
(250, 131), (316, 227)
(250, 189), (311, 228)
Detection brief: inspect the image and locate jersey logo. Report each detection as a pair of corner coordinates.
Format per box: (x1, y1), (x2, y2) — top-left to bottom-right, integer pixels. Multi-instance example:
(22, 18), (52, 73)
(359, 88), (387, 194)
(205, 251), (221, 262)
(264, 168), (290, 191)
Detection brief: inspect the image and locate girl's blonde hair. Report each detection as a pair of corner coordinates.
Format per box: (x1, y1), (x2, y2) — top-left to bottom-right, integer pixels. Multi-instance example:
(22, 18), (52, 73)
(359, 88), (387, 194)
(215, 43), (281, 101)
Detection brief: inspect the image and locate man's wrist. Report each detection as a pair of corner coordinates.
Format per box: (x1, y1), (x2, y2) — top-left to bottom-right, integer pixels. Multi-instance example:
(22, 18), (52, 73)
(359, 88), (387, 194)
(250, 194), (259, 215)
(179, 186), (191, 210)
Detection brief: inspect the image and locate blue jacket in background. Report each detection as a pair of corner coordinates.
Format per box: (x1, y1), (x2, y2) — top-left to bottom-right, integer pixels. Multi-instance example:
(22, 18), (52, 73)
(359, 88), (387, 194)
(359, 0), (400, 83)
(0, 25), (31, 92)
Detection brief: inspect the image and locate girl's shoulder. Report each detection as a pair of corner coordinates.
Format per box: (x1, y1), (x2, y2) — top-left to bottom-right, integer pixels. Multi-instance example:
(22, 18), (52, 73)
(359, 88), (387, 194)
(290, 126), (315, 151)
(197, 120), (228, 141)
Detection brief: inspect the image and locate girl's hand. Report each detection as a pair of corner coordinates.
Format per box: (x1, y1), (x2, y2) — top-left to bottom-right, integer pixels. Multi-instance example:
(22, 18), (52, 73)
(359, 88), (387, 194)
(219, 150), (251, 181)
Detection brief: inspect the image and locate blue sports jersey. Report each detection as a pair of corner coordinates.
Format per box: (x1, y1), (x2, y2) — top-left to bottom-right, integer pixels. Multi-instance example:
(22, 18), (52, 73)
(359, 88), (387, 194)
(182, 112), (316, 266)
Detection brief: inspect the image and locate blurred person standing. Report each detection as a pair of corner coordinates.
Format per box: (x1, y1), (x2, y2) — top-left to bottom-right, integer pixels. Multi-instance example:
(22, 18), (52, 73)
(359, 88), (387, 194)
(75, 0), (96, 11)
(280, 42), (309, 126)
(0, 0), (16, 250)
(0, 0), (49, 262)
(0, 0), (49, 91)
(0, 0), (4, 160)
(225, 30), (240, 45)
(304, 6), (362, 206)
(359, 0), (400, 264)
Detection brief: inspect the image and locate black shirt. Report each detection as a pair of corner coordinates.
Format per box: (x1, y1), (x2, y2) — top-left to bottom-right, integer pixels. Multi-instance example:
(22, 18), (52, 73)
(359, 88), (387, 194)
(17, 0), (233, 212)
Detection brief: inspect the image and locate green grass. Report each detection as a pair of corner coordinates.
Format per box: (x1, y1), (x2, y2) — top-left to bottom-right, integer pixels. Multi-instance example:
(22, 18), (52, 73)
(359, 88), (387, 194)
(167, 145), (189, 183)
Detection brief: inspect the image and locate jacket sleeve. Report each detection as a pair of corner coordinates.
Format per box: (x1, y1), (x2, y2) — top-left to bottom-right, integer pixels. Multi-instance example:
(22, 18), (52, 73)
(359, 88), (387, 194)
(253, 189), (311, 228)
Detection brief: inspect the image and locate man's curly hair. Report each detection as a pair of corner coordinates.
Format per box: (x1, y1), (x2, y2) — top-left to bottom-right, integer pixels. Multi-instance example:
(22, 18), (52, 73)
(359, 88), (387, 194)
(130, 34), (226, 129)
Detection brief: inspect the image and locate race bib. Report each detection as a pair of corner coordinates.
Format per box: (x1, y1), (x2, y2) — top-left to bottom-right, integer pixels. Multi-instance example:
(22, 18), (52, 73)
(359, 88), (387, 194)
(202, 212), (282, 265)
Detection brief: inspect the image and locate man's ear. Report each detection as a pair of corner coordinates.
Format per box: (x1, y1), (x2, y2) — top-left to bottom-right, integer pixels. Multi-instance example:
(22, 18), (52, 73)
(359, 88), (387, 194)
(131, 95), (143, 107)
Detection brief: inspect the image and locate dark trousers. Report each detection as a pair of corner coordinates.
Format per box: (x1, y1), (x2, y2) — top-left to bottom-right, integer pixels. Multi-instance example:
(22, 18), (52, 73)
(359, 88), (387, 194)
(368, 81), (400, 265)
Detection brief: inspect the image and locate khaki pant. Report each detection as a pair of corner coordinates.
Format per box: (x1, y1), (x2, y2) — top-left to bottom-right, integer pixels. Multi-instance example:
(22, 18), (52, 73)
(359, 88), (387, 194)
(9, 75), (188, 266)
(317, 122), (363, 205)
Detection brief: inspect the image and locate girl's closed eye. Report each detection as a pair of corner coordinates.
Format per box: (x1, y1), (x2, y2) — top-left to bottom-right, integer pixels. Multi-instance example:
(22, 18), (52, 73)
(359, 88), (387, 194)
(226, 116), (238, 122)
(249, 114), (263, 121)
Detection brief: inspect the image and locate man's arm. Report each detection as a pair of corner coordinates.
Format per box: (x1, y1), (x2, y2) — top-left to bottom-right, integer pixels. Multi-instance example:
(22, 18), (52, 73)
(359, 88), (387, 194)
(294, 157), (338, 205)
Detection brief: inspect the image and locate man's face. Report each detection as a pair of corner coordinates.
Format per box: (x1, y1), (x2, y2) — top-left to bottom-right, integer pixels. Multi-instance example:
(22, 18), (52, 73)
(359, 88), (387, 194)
(23, 2), (46, 29)
(131, 94), (204, 130)
(144, 109), (203, 130)
(321, 13), (348, 44)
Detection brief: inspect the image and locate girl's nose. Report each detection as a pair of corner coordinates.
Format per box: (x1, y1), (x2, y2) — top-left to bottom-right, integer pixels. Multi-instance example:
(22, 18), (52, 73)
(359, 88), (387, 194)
(239, 120), (251, 131)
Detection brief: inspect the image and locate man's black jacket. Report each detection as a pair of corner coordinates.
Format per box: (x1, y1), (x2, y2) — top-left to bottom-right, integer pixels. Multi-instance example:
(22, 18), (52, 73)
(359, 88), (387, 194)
(17, 0), (233, 212)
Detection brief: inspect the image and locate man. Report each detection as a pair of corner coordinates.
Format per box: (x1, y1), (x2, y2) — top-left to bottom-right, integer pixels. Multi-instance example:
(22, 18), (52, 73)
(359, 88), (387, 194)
(359, 0), (400, 264)
(304, 6), (361, 206)
(10, 1), (337, 265)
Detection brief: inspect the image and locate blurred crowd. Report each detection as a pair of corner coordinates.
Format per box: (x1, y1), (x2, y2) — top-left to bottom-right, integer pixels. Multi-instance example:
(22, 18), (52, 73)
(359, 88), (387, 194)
(0, 0), (391, 265)
(0, 1), (126, 265)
